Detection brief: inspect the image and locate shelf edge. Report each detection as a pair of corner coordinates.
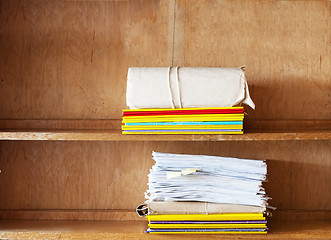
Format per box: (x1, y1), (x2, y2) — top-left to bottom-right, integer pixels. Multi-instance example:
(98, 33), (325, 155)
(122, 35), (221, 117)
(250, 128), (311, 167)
(0, 130), (330, 141)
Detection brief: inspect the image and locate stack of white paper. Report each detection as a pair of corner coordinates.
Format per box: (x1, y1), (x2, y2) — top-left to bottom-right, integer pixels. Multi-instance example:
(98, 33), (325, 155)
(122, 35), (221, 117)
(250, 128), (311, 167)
(145, 152), (268, 208)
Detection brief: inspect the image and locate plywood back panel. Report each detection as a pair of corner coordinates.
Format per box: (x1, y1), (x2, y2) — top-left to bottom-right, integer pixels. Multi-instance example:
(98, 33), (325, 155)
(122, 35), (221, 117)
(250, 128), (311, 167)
(0, 0), (171, 119)
(0, 0), (330, 222)
(0, 0), (330, 121)
(174, 0), (330, 120)
(0, 141), (330, 213)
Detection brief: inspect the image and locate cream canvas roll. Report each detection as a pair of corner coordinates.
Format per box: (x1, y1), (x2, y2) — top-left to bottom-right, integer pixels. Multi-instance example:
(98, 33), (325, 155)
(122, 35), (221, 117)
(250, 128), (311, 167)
(126, 67), (255, 109)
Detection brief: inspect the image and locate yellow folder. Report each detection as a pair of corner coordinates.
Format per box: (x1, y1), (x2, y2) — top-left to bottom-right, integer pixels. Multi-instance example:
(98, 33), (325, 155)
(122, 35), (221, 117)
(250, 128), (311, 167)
(146, 213), (265, 222)
(148, 223), (267, 229)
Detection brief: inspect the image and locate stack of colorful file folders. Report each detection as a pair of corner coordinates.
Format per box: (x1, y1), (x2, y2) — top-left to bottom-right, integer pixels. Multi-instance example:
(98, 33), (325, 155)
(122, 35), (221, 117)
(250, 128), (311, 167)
(122, 107), (244, 134)
(137, 152), (271, 234)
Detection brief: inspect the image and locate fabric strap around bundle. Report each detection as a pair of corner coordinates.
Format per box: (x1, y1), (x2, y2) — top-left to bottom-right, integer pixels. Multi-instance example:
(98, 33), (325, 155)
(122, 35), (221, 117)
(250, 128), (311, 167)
(126, 67), (255, 109)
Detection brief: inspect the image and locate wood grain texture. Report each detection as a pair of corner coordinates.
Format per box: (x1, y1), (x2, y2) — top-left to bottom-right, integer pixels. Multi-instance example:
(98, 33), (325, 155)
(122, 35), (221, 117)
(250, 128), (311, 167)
(0, 129), (330, 141)
(0, 141), (330, 214)
(271, 210), (331, 221)
(1, 119), (330, 131)
(0, 0), (329, 121)
(0, 209), (329, 221)
(244, 119), (331, 131)
(0, 0), (170, 119)
(0, 0), (330, 225)
(0, 120), (122, 130)
(0, 210), (141, 221)
(0, 142), (31, 209)
(174, 0), (330, 120)
(0, 220), (330, 239)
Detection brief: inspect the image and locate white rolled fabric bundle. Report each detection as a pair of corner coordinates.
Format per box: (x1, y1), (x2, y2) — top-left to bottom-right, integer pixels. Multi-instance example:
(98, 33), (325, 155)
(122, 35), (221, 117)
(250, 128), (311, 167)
(126, 67), (255, 109)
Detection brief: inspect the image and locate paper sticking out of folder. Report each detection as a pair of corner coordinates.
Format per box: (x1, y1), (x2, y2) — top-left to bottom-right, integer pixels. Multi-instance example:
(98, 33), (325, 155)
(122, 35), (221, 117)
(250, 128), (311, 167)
(166, 168), (200, 179)
(138, 152), (273, 234)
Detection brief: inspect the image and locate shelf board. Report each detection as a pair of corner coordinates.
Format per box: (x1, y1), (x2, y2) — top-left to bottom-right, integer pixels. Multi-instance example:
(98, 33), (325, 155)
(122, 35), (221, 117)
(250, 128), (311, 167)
(0, 129), (330, 141)
(0, 219), (330, 239)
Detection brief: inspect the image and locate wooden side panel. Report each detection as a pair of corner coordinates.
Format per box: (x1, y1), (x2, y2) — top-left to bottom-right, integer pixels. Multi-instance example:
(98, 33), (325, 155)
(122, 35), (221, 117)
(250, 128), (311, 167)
(0, 0), (170, 119)
(0, 141), (330, 215)
(174, 0), (330, 120)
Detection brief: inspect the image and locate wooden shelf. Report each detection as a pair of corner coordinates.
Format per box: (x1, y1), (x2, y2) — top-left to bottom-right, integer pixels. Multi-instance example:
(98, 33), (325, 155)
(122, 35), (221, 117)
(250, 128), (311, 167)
(0, 129), (330, 141)
(0, 219), (330, 239)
